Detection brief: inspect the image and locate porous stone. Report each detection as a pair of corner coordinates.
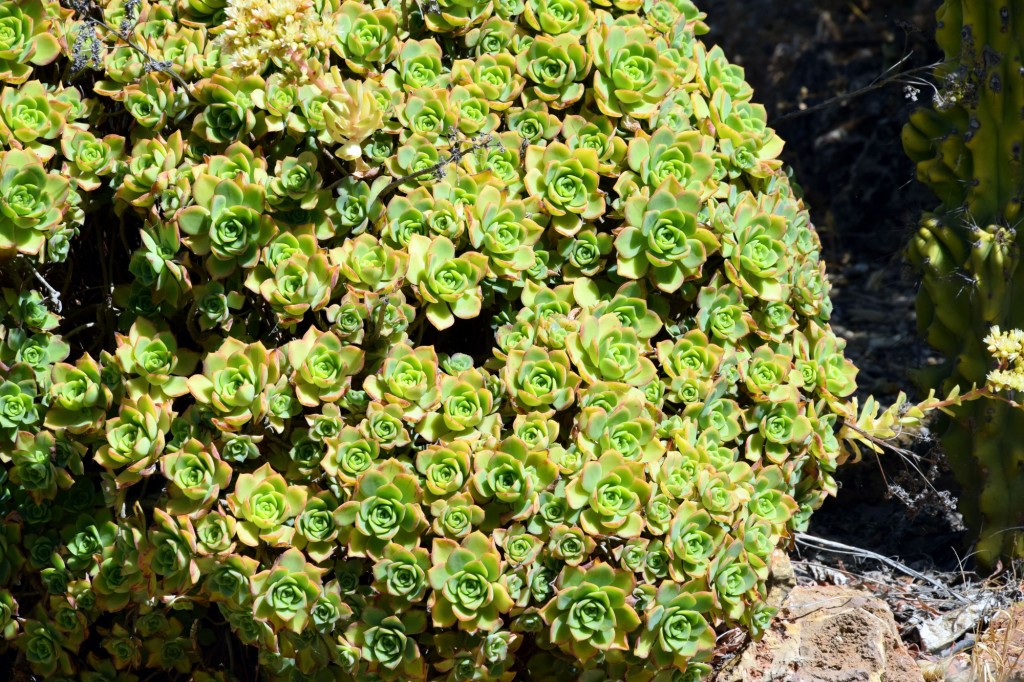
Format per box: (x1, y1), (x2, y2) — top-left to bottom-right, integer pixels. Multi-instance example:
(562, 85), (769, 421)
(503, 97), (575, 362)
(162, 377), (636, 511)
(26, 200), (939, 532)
(717, 584), (924, 682)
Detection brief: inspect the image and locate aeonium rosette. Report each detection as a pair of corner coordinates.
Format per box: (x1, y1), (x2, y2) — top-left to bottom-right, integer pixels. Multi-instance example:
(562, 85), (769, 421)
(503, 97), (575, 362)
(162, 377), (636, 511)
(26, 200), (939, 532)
(44, 353), (111, 434)
(332, 1), (401, 74)
(0, 365), (39, 442)
(635, 581), (717, 669)
(589, 24), (677, 120)
(406, 234), (489, 330)
(177, 177), (277, 279)
(186, 337), (281, 432)
(469, 185), (545, 279)
(226, 463), (307, 547)
(0, 0), (61, 86)
(745, 385), (814, 465)
(142, 509), (200, 593)
(373, 542), (432, 602)
(360, 401), (412, 450)
(193, 512), (237, 557)
(617, 180), (719, 293)
(0, 80), (70, 161)
(93, 394), (173, 488)
(17, 619), (72, 676)
(160, 439), (232, 516)
(430, 491), (486, 539)
(332, 233), (409, 292)
(252, 547), (325, 634)
(502, 345), (581, 415)
(427, 532), (513, 632)
(363, 343), (442, 423)
(567, 312), (657, 387)
(539, 563), (641, 661)
(706, 539), (760, 623)
(472, 436), (558, 520)
(114, 131), (185, 210)
(721, 195), (793, 301)
(286, 327), (365, 408)
(244, 227), (340, 325)
(321, 425), (381, 485)
(524, 142), (605, 237)
(113, 318), (200, 401)
(191, 73), (262, 144)
(566, 450), (651, 537)
(417, 367), (500, 442)
(576, 395), (665, 463)
(626, 127), (718, 200)
(60, 128), (125, 191)
(8, 430), (63, 500)
(346, 606), (426, 677)
(335, 459), (428, 559)
(0, 148), (70, 257)
(516, 34), (592, 109)
(321, 71), (386, 160)
(523, 0), (595, 36)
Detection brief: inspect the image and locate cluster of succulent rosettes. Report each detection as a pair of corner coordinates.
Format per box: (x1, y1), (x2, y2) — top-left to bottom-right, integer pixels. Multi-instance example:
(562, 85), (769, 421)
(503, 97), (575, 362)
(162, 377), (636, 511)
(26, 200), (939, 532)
(0, 0), (861, 678)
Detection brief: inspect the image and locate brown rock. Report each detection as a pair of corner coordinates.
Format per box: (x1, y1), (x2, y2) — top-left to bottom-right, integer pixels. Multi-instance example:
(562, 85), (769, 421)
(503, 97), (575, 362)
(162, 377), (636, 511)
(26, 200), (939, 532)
(717, 585), (924, 682)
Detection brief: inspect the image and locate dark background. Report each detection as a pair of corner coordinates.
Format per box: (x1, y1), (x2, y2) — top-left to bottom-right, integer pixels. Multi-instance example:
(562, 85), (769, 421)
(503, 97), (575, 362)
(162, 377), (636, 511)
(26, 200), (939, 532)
(707, 0), (940, 263)
(704, 1), (972, 573)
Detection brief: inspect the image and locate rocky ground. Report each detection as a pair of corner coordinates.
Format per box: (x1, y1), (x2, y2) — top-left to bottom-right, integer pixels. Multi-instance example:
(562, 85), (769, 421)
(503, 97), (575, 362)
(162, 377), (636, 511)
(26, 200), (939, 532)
(704, 2), (1024, 679)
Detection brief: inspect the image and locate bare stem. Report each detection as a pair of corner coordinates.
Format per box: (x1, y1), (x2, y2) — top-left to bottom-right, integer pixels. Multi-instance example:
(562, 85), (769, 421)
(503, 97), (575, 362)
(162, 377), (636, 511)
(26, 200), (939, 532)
(371, 133), (499, 210)
(771, 60), (940, 125)
(30, 265), (63, 314)
(794, 532), (971, 603)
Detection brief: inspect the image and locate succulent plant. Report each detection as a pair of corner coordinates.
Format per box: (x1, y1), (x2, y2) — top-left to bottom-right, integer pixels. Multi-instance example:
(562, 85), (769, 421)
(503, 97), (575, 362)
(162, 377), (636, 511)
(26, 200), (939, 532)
(565, 450), (651, 537)
(346, 605), (426, 678)
(0, 0), (861, 677)
(525, 142), (604, 236)
(0, 148), (71, 257)
(635, 581), (716, 669)
(0, 0), (61, 86)
(286, 327), (365, 407)
(539, 563), (640, 661)
(93, 394), (172, 487)
(252, 547), (325, 633)
(186, 337), (281, 432)
(160, 439), (232, 515)
(335, 460), (428, 559)
(427, 531), (513, 632)
(406, 235), (489, 330)
(226, 463), (307, 547)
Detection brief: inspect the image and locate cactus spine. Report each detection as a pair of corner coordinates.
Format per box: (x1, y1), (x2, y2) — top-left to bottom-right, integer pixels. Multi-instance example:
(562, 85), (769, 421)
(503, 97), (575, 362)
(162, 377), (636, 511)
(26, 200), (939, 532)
(904, 1), (1024, 565)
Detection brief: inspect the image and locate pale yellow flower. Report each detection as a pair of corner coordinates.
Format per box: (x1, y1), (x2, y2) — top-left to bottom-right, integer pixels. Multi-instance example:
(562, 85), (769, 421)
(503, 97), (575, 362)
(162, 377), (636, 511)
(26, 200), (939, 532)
(218, 0), (335, 81)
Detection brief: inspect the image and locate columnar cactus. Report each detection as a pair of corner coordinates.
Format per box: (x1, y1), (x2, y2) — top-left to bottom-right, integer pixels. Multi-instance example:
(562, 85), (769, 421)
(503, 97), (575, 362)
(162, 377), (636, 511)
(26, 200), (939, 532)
(904, 1), (1024, 565)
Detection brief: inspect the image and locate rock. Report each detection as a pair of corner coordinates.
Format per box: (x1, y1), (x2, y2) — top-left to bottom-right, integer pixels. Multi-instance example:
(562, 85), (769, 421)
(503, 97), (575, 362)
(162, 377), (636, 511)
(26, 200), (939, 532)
(914, 594), (1002, 653)
(717, 584), (924, 682)
(766, 549), (797, 610)
(916, 602), (1024, 682)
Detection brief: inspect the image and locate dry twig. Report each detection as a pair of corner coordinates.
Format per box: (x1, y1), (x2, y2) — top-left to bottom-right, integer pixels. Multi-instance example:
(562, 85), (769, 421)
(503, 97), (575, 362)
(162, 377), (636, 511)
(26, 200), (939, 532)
(794, 533), (970, 604)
